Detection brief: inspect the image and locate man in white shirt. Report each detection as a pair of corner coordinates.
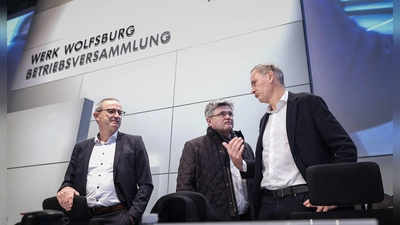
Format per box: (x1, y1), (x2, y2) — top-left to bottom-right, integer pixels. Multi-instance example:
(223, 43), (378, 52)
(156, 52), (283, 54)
(57, 98), (153, 225)
(250, 63), (357, 220)
(176, 99), (255, 220)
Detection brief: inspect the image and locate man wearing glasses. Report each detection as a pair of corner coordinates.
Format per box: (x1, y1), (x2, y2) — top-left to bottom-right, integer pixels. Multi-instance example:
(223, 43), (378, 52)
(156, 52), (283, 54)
(57, 98), (153, 225)
(176, 99), (255, 221)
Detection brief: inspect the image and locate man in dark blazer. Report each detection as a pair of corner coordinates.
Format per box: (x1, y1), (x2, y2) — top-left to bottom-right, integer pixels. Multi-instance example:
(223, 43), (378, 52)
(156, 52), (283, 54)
(249, 63), (357, 220)
(57, 98), (153, 225)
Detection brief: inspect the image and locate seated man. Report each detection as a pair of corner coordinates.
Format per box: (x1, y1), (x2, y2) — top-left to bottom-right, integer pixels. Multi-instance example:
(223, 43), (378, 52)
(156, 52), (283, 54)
(56, 98), (153, 225)
(176, 99), (255, 221)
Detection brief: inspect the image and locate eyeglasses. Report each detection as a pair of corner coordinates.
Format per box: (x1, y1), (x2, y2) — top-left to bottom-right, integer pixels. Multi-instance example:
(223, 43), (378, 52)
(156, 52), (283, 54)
(99, 108), (126, 116)
(209, 111), (234, 118)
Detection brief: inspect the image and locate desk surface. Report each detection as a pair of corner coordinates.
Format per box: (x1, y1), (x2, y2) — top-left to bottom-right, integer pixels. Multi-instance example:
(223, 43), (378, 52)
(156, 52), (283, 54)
(158, 218), (378, 225)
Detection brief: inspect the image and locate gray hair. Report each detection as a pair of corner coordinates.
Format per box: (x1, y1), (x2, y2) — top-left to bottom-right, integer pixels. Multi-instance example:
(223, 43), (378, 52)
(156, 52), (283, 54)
(250, 63), (285, 86)
(94, 98), (121, 112)
(204, 99), (234, 118)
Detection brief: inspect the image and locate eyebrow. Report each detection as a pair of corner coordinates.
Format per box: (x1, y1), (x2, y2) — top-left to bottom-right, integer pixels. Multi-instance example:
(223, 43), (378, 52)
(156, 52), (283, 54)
(216, 110), (233, 113)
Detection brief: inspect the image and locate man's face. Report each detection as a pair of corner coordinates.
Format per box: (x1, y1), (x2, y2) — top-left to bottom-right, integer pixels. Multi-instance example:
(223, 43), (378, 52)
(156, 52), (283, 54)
(94, 100), (123, 133)
(251, 71), (271, 104)
(206, 105), (234, 136)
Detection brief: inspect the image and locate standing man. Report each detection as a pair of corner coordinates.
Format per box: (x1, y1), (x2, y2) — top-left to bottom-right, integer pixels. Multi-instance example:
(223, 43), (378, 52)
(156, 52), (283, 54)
(250, 63), (357, 220)
(176, 99), (255, 221)
(57, 98), (153, 225)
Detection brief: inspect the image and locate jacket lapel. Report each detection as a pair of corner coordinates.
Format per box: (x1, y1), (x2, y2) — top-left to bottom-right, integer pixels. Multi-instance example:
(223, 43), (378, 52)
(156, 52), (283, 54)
(255, 112), (269, 180)
(113, 132), (123, 179)
(257, 113), (269, 155)
(82, 140), (95, 191)
(286, 92), (298, 154)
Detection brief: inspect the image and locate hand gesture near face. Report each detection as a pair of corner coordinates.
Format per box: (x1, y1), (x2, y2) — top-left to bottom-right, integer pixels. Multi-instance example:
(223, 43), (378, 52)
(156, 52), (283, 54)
(223, 137), (244, 170)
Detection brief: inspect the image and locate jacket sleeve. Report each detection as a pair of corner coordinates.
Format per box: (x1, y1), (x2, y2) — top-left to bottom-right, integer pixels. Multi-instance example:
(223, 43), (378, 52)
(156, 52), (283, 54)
(176, 140), (197, 191)
(59, 144), (79, 191)
(311, 95), (358, 162)
(240, 143), (255, 179)
(129, 136), (154, 220)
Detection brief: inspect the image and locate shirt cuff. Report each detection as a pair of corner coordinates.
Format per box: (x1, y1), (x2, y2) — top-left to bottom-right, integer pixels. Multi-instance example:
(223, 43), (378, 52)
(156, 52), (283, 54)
(241, 160), (247, 172)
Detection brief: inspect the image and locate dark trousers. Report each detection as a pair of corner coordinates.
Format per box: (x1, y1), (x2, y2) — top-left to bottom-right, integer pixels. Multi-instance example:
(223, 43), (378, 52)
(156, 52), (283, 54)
(239, 210), (253, 221)
(93, 209), (133, 225)
(258, 192), (314, 220)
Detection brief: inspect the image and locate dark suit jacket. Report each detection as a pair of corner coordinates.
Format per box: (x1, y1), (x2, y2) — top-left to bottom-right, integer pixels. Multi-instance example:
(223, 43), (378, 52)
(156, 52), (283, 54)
(253, 92), (357, 218)
(60, 132), (154, 221)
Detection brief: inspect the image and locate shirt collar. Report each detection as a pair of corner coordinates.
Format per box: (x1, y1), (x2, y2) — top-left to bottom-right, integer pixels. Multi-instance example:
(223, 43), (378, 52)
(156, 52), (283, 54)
(94, 130), (118, 144)
(266, 90), (288, 114)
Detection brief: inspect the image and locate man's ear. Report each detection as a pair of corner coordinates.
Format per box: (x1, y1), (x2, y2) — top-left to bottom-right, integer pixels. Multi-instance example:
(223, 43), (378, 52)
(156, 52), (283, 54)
(267, 70), (275, 83)
(206, 117), (212, 127)
(93, 111), (100, 122)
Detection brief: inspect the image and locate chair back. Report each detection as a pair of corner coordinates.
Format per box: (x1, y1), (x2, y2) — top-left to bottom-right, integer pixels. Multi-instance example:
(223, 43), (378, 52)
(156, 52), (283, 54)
(19, 210), (67, 225)
(150, 191), (222, 222)
(291, 162), (392, 225)
(42, 196), (101, 225)
(307, 161), (384, 206)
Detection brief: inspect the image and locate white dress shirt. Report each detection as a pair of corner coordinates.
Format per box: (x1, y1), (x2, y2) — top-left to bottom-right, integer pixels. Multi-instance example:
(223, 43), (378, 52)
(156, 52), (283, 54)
(260, 91), (306, 190)
(86, 131), (121, 207)
(230, 160), (250, 214)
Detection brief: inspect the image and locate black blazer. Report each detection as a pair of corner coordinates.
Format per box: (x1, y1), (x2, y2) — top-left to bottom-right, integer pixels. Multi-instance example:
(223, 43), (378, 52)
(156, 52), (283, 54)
(60, 132), (154, 220)
(253, 92), (357, 218)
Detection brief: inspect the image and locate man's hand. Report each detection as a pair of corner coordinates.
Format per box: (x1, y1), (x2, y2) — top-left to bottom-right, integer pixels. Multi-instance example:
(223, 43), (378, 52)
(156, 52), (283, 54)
(222, 137), (244, 170)
(303, 199), (337, 212)
(56, 186), (80, 211)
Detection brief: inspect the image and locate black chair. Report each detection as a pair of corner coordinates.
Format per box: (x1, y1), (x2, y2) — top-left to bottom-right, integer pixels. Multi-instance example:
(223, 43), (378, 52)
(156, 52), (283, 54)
(291, 162), (393, 225)
(42, 196), (104, 225)
(16, 210), (68, 225)
(150, 191), (223, 222)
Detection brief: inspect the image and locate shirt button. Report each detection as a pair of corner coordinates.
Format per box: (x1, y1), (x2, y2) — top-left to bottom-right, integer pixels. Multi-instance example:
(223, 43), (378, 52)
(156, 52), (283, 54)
(97, 186), (99, 189)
